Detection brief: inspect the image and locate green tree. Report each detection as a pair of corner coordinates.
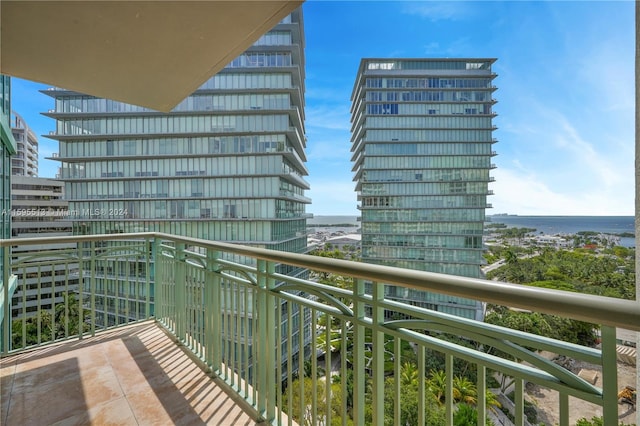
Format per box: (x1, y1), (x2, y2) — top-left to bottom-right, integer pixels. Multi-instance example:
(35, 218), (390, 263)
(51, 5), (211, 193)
(12, 311), (53, 348)
(453, 375), (477, 405)
(485, 306), (598, 347)
(383, 364), (446, 426)
(575, 416), (635, 426)
(53, 293), (85, 338)
(11, 292), (88, 349)
(453, 403), (496, 426)
(283, 377), (352, 426)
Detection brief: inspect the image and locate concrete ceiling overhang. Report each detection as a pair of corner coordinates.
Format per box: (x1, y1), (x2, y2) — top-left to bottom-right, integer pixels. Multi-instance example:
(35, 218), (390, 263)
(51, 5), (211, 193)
(1, 0), (303, 112)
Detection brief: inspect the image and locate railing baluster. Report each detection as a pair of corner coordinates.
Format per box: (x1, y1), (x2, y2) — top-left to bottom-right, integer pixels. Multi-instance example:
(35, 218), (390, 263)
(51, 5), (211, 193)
(353, 277), (365, 426)
(20, 264), (26, 348)
(559, 392), (569, 426)
(150, 238), (160, 320)
(446, 353), (453, 425)
(311, 308), (318, 424)
(123, 257), (129, 325)
(243, 284), (250, 397)
(371, 281), (385, 425)
(64, 258), (69, 338)
(175, 243), (186, 340)
(477, 364), (486, 426)
(515, 378), (524, 426)
(36, 263), (41, 344)
(146, 237), (153, 320)
(1, 243), (10, 353)
(600, 325), (618, 426)
(276, 299), (283, 426)
(287, 302), (293, 426)
(341, 320), (348, 426)
(77, 243), (84, 338)
(324, 313), (331, 426)
(394, 336), (401, 426)
(298, 307), (305, 424)
(418, 344), (426, 426)
(230, 277), (237, 388)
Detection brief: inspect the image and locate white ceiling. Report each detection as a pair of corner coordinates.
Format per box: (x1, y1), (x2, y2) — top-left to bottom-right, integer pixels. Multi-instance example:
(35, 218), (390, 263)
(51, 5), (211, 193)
(1, 1), (303, 112)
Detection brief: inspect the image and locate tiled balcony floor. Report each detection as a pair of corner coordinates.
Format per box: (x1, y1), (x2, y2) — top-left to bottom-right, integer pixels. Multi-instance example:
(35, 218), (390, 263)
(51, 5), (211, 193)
(1, 321), (260, 426)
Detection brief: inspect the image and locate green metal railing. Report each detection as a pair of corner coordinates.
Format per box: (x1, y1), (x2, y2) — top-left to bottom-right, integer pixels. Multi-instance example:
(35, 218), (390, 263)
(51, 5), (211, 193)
(1, 232), (639, 426)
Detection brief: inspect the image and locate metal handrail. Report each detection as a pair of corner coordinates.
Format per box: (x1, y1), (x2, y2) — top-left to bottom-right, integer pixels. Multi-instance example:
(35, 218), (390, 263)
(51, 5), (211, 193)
(3, 232), (639, 331)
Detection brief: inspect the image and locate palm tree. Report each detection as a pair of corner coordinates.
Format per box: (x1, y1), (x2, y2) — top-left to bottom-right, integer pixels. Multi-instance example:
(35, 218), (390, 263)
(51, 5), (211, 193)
(399, 362), (419, 388)
(53, 293), (82, 338)
(427, 370), (447, 405)
(452, 376), (477, 405)
(504, 248), (518, 265)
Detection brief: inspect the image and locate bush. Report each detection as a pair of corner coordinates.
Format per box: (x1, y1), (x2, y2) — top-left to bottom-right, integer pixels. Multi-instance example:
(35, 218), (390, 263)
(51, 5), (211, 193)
(575, 416), (636, 426)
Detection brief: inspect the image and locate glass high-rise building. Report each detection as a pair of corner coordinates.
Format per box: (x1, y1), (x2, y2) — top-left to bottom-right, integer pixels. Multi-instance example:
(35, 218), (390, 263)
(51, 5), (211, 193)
(1, 75), (17, 351)
(350, 58), (497, 321)
(1, 76), (17, 276)
(44, 11), (311, 364)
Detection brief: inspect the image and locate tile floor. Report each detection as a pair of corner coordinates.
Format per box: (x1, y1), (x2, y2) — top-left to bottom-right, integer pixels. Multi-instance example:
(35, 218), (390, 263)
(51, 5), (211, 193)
(1, 322), (259, 425)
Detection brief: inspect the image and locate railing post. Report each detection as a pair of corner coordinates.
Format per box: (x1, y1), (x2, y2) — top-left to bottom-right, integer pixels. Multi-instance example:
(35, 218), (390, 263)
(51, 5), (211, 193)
(175, 243), (186, 340)
(601, 325), (618, 426)
(256, 259), (276, 422)
(89, 241), (96, 336)
(205, 248), (221, 374)
(146, 237), (154, 320)
(153, 238), (164, 321)
(353, 278), (366, 426)
(371, 281), (385, 425)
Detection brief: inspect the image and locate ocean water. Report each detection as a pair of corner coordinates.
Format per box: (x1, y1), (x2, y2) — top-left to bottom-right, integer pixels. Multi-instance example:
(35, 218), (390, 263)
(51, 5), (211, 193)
(309, 215), (637, 247)
(308, 215), (359, 226)
(487, 215), (635, 247)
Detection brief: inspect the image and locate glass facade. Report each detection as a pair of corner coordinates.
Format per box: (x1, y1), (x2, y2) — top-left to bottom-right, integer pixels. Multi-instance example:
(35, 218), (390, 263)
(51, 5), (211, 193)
(351, 58), (497, 321)
(46, 11), (309, 253)
(1, 75), (17, 278)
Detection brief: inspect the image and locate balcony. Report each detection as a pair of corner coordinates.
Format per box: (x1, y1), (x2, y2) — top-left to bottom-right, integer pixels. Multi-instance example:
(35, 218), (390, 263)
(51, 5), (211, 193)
(1, 233), (639, 426)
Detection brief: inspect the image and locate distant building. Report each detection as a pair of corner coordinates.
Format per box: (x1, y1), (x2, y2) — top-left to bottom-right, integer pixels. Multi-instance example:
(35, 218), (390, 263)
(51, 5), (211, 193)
(350, 58), (497, 321)
(1, 75), (17, 295)
(325, 234), (361, 251)
(10, 176), (77, 318)
(10, 111), (38, 177)
(534, 235), (572, 249)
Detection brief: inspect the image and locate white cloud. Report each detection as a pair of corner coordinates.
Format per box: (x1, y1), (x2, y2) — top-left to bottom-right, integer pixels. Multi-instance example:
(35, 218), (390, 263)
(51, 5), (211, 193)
(306, 104), (352, 132)
(490, 168), (633, 216)
(307, 180), (358, 215)
(543, 114), (624, 188)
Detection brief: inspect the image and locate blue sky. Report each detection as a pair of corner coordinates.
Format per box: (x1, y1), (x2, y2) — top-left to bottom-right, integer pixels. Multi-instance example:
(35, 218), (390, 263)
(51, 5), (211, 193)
(11, 1), (635, 216)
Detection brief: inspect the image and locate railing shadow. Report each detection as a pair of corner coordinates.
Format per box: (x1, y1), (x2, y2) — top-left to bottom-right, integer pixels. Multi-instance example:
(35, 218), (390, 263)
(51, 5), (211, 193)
(121, 323), (258, 425)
